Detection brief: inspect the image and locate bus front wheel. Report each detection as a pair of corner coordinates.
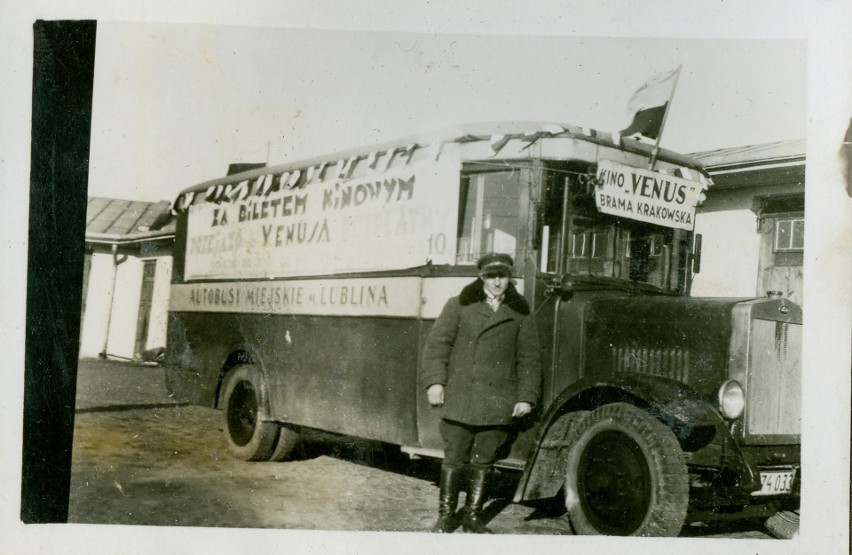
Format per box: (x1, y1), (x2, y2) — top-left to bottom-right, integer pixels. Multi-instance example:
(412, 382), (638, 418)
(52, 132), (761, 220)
(221, 364), (278, 461)
(563, 402), (689, 537)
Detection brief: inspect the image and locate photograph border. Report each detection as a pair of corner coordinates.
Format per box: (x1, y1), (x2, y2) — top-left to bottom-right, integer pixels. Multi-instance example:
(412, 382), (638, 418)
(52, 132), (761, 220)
(2, 2), (850, 554)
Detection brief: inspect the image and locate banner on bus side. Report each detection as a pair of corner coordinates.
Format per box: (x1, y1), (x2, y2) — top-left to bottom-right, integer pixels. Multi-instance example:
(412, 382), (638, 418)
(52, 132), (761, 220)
(183, 147), (461, 280)
(168, 275), (486, 320)
(594, 160), (705, 231)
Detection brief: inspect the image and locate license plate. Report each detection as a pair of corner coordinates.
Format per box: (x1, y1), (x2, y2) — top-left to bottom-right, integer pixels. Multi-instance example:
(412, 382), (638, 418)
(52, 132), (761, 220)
(753, 469), (796, 496)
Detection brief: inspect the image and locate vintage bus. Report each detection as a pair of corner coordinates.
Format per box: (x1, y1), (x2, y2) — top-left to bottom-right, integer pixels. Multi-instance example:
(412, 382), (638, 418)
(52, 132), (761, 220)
(164, 122), (801, 537)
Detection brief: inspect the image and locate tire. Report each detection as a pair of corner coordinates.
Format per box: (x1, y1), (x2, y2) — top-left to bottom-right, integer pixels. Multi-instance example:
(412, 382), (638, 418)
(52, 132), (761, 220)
(563, 403), (689, 537)
(765, 510), (799, 539)
(221, 364), (278, 461)
(555, 410), (590, 443)
(267, 424), (301, 462)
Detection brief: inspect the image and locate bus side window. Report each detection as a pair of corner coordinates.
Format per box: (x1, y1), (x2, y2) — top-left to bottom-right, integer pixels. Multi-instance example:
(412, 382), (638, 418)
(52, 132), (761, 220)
(456, 171), (522, 264)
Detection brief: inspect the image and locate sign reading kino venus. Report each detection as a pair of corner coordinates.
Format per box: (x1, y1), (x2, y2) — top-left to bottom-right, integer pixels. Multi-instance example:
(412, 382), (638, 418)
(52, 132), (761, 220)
(595, 159), (706, 230)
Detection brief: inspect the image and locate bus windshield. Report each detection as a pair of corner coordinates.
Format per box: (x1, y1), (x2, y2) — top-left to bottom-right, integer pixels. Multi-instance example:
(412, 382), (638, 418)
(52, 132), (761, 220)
(540, 163), (692, 293)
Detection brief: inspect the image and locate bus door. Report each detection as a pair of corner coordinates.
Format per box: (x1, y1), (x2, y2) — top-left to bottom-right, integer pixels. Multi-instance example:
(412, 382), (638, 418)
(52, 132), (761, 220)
(412, 162), (533, 458)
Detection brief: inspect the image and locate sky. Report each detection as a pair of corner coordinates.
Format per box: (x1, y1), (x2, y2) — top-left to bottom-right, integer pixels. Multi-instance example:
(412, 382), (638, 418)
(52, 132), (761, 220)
(87, 22), (806, 203)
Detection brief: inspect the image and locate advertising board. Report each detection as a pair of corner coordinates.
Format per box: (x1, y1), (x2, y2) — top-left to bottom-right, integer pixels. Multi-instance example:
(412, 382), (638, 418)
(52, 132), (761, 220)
(183, 148), (461, 280)
(595, 159), (705, 230)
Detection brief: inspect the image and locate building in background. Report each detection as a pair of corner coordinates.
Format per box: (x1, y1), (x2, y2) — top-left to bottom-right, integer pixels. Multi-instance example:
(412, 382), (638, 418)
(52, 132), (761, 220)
(691, 140), (806, 307)
(80, 197), (175, 360)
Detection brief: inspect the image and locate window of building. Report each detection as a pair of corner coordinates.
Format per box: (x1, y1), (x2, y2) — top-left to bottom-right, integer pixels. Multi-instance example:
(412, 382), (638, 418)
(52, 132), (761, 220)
(753, 194), (805, 272)
(569, 228), (608, 259)
(570, 230), (588, 258)
(774, 218), (805, 252)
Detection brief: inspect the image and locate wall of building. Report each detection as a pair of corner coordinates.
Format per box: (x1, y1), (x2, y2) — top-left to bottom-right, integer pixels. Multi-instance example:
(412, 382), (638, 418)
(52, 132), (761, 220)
(691, 182), (803, 300)
(692, 208), (761, 298)
(79, 251), (172, 359)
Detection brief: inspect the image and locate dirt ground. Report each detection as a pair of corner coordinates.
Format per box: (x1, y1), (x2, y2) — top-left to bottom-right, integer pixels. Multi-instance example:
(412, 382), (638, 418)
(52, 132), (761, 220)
(68, 359), (773, 538)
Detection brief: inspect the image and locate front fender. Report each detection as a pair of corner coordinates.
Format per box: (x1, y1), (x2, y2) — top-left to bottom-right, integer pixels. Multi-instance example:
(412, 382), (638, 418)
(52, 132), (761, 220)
(543, 372), (721, 434)
(515, 373), (746, 502)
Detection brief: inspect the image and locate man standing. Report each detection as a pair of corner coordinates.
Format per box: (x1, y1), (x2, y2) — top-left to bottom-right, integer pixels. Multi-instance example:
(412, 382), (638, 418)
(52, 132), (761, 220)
(421, 253), (542, 534)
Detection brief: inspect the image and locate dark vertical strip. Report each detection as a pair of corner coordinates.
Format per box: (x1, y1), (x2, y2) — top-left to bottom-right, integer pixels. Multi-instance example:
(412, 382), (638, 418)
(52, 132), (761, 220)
(22, 20), (97, 524)
(171, 212), (188, 283)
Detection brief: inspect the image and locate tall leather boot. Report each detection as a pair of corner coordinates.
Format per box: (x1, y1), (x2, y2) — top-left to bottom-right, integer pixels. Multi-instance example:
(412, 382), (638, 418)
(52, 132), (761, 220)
(462, 466), (493, 534)
(430, 465), (462, 533)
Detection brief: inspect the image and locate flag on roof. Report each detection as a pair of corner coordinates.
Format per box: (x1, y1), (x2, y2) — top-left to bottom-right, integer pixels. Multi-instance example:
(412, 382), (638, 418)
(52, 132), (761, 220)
(621, 67), (680, 140)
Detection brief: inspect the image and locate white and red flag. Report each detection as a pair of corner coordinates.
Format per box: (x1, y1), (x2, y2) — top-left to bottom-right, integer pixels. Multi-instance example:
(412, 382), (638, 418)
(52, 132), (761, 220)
(621, 67), (681, 140)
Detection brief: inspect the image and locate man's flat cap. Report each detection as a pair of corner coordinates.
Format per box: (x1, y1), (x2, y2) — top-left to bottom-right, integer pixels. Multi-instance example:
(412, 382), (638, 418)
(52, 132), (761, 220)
(477, 252), (514, 274)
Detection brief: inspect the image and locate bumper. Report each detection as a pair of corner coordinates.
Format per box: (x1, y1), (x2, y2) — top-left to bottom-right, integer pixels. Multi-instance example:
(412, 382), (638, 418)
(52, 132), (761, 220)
(685, 422), (800, 509)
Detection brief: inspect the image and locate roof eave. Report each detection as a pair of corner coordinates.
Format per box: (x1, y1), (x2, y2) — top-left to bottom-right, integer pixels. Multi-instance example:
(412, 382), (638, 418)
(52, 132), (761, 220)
(86, 230), (175, 246)
(702, 156), (806, 175)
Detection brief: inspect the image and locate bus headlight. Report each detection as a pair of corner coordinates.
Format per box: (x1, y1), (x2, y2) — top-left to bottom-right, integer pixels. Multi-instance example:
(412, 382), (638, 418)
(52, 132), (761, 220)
(718, 379), (745, 419)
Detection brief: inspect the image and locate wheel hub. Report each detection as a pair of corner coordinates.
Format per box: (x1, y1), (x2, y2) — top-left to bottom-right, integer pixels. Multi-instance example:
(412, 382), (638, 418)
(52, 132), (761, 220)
(227, 379), (258, 446)
(577, 430), (652, 535)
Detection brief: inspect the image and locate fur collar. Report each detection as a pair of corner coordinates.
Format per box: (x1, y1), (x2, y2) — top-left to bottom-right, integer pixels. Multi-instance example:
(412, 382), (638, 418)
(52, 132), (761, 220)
(459, 279), (530, 316)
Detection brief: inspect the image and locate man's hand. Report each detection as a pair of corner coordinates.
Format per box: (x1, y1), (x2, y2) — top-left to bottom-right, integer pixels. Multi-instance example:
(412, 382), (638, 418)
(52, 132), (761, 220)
(427, 384), (445, 406)
(512, 402), (532, 418)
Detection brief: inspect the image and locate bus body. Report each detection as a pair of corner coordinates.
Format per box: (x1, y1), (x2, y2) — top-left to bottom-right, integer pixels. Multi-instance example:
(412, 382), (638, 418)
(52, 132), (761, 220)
(165, 122), (801, 536)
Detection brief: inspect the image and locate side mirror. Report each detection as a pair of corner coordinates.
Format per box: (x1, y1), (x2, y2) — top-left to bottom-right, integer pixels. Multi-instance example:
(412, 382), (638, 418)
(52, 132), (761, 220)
(692, 233), (702, 274)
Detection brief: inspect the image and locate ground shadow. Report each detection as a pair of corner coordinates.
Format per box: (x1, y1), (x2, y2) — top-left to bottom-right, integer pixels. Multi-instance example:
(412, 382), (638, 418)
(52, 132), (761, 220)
(288, 430), (441, 482)
(679, 517), (771, 537)
(76, 402), (192, 414)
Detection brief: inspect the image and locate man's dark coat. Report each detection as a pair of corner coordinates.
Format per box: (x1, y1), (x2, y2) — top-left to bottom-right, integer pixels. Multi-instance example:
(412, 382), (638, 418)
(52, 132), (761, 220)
(421, 279), (542, 426)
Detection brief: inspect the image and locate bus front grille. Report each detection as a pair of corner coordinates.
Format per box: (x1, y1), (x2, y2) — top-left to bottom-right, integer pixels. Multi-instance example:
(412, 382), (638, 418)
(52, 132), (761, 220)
(744, 319), (802, 440)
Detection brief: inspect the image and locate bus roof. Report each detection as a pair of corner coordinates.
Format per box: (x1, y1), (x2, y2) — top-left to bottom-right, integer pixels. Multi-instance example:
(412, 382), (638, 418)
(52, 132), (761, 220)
(174, 121), (711, 202)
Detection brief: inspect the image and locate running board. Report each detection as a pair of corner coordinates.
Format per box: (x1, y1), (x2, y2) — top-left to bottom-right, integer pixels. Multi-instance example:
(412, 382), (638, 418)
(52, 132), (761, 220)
(400, 445), (525, 471)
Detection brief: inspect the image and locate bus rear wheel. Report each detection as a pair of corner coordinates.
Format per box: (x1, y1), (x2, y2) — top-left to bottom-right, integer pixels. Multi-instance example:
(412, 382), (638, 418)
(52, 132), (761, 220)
(221, 364), (278, 461)
(268, 423), (301, 461)
(563, 403), (689, 537)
